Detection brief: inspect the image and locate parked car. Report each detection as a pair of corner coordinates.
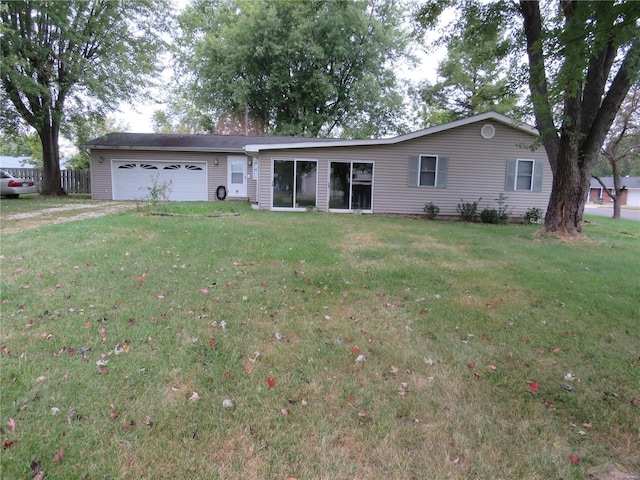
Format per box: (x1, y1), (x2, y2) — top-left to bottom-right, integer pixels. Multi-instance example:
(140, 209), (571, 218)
(1, 170), (38, 198)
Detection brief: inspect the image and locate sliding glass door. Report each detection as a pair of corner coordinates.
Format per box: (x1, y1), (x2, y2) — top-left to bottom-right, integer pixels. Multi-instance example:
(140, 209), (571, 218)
(329, 161), (373, 212)
(272, 159), (317, 209)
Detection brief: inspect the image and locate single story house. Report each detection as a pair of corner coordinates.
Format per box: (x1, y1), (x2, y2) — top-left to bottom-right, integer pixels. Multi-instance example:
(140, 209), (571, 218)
(83, 111), (552, 217)
(588, 176), (640, 207)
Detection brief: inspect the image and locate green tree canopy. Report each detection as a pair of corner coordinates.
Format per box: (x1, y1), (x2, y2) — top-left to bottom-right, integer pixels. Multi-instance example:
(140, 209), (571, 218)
(64, 114), (129, 170)
(416, 0), (640, 237)
(174, 0), (411, 138)
(413, 1), (521, 127)
(0, 0), (170, 195)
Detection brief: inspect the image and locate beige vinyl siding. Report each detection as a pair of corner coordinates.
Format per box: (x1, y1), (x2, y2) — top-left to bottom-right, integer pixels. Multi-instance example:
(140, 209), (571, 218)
(90, 150), (227, 201)
(256, 120), (550, 216)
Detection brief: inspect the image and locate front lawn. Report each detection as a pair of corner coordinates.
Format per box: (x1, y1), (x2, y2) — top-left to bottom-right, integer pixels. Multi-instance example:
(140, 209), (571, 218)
(1, 203), (638, 479)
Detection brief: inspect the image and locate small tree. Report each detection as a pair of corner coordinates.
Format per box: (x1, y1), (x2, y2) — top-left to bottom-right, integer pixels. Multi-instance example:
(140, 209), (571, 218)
(593, 85), (640, 219)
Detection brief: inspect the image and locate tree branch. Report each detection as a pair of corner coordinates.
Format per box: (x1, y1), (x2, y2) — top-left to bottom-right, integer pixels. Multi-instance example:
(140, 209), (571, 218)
(519, 0), (559, 169)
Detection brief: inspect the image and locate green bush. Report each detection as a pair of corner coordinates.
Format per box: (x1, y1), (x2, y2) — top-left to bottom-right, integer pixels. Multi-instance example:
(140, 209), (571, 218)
(523, 207), (544, 224)
(480, 194), (511, 224)
(456, 198), (481, 222)
(423, 202), (440, 219)
(480, 208), (505, 224)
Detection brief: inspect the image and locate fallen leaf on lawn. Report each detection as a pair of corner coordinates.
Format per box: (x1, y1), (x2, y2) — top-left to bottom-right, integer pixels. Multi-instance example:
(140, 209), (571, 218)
(200, 288), (208, 294)
(122, 420), (135, 430)
(2, 439), (17, 450)
(188, 392), (200, 403)
(222, 398), (235, 409)
(222, 371), (231, 380)
(474, 372), (481, 379)
(35, 376), (47, 383)
(244, 363), (254, 374)
(351, 345), (359, 354)
(529, 381), (540, 393)
(542, 400), (553, 408)
(355, 354), (366, 363)
(389, 365), (398, 375)
(30, 460), (42, 478)
(467, 362), (474, 369)
(7, 418), (16, 432)
(53, 448), (64, 462)
(267, 377), (276, 388)
(569, 454), (580, 465)
(280, 408), (290, 415)
(248, 351), (260, 363)
(488, 365), (497, 371)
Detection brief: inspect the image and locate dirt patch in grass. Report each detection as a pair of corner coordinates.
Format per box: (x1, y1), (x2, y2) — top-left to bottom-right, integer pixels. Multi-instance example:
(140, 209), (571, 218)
(1, 201), (134, 234)
(588, 466), (640, 480)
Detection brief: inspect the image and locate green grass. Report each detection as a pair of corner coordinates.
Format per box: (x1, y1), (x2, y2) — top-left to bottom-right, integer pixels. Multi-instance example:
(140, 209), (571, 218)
(1, 202), (638, 479)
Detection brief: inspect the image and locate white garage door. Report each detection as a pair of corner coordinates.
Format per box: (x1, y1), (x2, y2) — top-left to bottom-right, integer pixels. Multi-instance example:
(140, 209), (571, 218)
(112, 161), (207, 201)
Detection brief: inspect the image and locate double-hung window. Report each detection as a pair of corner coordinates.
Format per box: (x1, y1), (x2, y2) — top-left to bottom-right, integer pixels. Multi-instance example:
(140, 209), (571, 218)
(506, 159), (543, 192)
(408, 154), (448, 188)
(420, 155), (438, 186)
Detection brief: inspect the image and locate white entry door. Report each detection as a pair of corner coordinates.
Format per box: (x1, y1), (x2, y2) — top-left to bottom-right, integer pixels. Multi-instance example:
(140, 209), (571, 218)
(227, 156), (248, 198)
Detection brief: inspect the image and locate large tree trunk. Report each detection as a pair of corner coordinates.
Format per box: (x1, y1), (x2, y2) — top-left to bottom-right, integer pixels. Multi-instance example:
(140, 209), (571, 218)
(39, 122), (66, 197)
(540, 150), (590, 237)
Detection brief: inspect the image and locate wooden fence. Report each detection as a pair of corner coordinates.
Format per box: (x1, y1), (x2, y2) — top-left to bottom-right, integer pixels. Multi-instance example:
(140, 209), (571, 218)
(3, 168), (90, 194)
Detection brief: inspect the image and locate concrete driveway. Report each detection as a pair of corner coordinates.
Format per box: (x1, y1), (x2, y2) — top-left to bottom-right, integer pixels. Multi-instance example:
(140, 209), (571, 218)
(584, 205), (640, 221)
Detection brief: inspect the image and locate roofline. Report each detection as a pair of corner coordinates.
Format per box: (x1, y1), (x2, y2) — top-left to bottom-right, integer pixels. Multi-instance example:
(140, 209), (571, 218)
(80, 144), (245, 154)
(245, 112), (538, 154)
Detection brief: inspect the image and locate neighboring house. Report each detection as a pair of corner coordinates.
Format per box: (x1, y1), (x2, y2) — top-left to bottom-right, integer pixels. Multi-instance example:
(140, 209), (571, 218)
(83, 112), (552, 218)
(588, 177), (640, 207)
(0, 156), (35, 169)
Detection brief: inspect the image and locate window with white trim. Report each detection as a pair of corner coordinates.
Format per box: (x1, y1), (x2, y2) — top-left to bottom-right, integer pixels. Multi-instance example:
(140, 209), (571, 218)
(420, 155), (437, 186)
(516, 159), (534, 190)
(505, 159), (543, 192)
(408, 154), (448, 188)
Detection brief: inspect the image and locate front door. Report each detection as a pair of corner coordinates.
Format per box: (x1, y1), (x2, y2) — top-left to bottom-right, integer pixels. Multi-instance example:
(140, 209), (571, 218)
(227, 156), (247, 198)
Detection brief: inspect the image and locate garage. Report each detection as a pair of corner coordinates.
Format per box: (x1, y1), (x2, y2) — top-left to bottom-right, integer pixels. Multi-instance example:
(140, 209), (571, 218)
(111, 160), (207, 201)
